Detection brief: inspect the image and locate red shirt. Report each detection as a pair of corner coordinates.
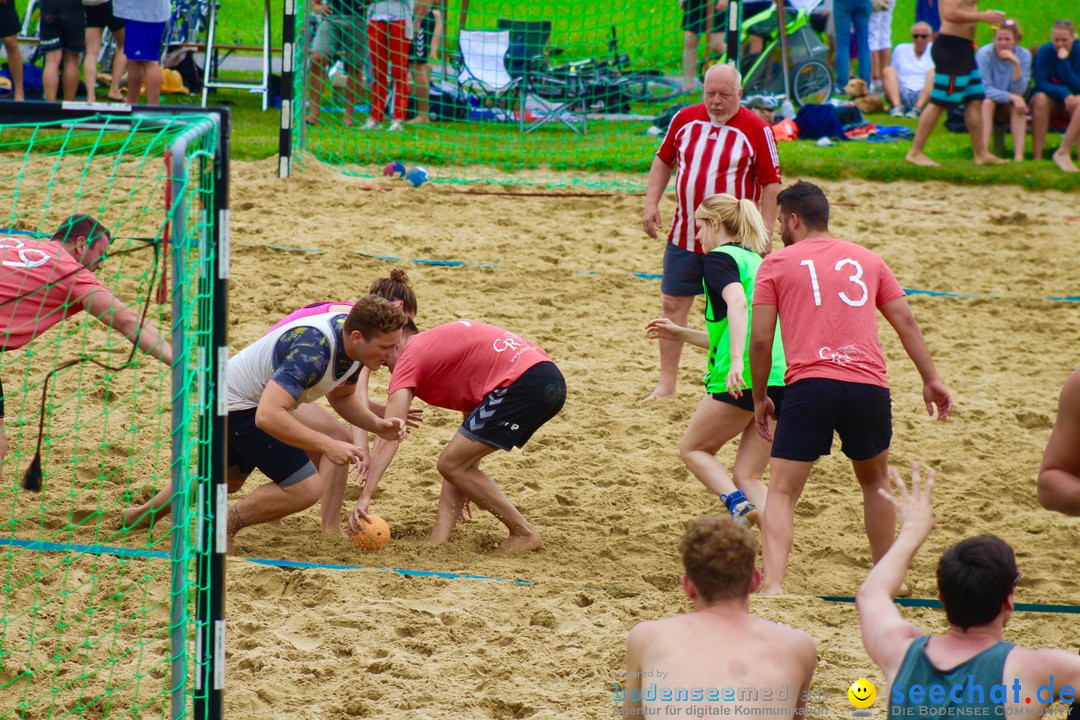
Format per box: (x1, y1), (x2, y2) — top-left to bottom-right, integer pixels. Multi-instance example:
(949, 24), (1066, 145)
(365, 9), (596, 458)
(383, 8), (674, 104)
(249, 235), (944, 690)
(657, 105), (782, 253)
(753, 236), (906, 388)
(388, 321), (552, 412)
(0, 237), (106, 351)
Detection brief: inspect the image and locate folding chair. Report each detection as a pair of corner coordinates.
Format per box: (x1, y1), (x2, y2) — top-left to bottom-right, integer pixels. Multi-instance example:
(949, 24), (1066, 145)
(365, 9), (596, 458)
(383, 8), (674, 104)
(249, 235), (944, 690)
(456, 30), (524, 126)
(496, 18), (586, 135)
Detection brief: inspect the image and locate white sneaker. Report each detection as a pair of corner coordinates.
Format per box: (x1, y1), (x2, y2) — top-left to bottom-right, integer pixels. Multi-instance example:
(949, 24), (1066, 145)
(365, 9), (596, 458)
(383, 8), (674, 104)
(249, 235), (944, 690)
(889, 105), (904, 118)
(905, 107), (922, 119)
(362, 118), (380, 130)
(387, 120), (405, 132)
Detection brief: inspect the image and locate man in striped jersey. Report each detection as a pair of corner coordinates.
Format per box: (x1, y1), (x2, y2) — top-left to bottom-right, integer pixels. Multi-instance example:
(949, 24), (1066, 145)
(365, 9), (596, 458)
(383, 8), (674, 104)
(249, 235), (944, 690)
(641, 63), (782, 401)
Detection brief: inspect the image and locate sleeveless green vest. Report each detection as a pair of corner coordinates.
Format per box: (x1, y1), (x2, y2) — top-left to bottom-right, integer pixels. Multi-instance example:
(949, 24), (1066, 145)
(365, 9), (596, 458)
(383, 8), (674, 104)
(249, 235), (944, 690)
(703, 244), (786, 394)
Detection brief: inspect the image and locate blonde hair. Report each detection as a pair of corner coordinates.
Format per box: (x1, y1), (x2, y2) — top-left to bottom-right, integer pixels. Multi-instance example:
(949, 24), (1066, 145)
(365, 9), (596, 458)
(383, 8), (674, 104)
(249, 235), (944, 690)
(1053, 19), (1076, 37)
(695, 193), (769, 255)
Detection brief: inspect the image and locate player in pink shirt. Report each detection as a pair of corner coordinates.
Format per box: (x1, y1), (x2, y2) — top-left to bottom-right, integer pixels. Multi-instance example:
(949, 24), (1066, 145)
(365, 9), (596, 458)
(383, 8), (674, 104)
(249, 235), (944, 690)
(0, 215), (172, 466)
(350, 320), (566, 553)
(748, 181), (952, 595)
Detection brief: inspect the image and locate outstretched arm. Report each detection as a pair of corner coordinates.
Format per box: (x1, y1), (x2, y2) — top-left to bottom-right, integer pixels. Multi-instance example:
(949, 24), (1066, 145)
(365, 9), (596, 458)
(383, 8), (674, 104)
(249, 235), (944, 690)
(644, 317), (709, 348)
(351, 388), (414, 526)
(1038, 369), (1080, 515)
(879, 296), (952, 420)
(856, 463), (933, 683)
(81, 287), (173, 364)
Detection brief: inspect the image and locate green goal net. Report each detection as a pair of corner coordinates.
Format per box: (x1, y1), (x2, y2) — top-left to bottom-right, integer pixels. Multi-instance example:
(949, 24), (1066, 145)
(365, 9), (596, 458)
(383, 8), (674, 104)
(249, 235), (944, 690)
(287, 0), (695, 187)
(0, 105), (228, 720)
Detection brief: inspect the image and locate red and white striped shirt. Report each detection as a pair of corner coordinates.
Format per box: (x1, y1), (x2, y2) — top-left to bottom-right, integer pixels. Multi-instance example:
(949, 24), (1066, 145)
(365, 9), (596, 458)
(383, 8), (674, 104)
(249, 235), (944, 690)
(657, 104), (782, 253)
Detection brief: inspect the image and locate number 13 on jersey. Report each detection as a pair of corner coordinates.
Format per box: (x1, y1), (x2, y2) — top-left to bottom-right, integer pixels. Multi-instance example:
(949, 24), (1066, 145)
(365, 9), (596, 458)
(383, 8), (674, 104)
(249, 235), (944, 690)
(800, 258), (868, 307)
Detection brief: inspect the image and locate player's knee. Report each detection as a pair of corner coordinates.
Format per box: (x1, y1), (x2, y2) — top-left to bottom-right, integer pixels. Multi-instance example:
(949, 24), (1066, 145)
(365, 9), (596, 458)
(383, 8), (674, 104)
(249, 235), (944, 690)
(294, 474), (324, 507)
(436, 454), (467, 482)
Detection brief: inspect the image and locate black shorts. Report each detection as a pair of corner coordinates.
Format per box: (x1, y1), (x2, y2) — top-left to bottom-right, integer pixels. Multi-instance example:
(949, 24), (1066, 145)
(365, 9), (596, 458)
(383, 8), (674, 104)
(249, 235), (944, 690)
(40, 1), (86, 54)
(0, 376), (5, 418)
(84, 1), (124, 32)
(227, 408), (317, 488)
(771, 378), (892, 462)
(711, 385), (784, 413)
(459, 362), (566, 451)
(682, 0), (727, 35)
(929, 33), (984, 108)
(408, 11), (437, 64)
(0, 0), (20, 39)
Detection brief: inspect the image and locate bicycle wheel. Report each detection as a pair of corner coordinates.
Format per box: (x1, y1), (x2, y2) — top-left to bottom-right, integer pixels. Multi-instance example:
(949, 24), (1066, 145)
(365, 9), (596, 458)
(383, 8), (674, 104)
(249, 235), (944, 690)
(614, 71), (683, 104)
(790, 59), (832, 106)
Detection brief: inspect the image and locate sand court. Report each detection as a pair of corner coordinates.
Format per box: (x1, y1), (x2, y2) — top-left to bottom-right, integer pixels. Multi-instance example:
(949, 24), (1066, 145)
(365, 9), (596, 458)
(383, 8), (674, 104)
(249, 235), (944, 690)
(194, 159), (1080, 719)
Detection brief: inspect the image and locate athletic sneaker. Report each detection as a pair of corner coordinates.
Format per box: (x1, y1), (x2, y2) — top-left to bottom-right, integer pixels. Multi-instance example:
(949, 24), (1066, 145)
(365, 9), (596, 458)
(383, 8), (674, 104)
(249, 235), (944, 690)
(905, 107), (922, 119)
(721, 490), (759, 528)
(387, 120), (405, 132)
(362, 118), (381, 130)
(889, 105), (905, 118)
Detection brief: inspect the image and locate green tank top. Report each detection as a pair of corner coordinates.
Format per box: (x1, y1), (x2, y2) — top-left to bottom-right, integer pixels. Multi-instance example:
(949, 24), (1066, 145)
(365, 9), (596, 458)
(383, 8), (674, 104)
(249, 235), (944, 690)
(703, 244), (785, 394)
(888, 636), (1015, 719)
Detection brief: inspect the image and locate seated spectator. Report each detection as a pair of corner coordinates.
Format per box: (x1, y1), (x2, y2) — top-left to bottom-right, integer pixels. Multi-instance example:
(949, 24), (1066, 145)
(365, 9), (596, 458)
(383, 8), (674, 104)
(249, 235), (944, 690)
(620, 516), (816, 717)
(1031, 19), (1080, 169)
(976, 20), (1031, 162)
(857, 464), (1080, 718)
(884, 21), (934, 117)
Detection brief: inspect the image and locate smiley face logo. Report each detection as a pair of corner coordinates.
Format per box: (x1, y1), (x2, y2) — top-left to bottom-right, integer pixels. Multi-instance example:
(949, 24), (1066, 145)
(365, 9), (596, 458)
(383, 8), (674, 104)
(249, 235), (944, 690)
(848, 678), (877, 709)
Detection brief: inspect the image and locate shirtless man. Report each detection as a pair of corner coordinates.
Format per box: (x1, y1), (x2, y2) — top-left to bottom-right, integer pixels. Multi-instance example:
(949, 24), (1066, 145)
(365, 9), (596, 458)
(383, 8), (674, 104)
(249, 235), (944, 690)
(620, 516), (817, 718)
(1037, 368), (1080, 515)
(905, 0), (1008, 167)
(858, 463), (1080, 716)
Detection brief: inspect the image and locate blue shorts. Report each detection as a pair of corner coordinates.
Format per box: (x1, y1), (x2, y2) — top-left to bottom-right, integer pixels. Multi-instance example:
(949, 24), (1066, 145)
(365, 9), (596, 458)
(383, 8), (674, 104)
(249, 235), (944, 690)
(660, 243), (706, 297)
(771, 378), (892, 462)
(227, 408), (317, 488)
(124, 19), (166, 62)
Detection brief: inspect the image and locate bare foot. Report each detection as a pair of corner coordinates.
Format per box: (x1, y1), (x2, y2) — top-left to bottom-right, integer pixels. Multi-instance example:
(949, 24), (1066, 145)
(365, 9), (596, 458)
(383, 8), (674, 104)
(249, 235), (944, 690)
(1053, 150), (1078, 173)
(905, 151), (940, 167)
(895, 582), (912, 598)
(757, 583), (784, 596)
(343, 114), (354, 129)
(107, 92), (125, 102)
(641, 385), (677, 401)
(498, 532), (543, 554)
(305, 113), (319, 125)
(974, 154), (1007, 165)
(122, 504), (154, 531)
(407, 114), (430, 124)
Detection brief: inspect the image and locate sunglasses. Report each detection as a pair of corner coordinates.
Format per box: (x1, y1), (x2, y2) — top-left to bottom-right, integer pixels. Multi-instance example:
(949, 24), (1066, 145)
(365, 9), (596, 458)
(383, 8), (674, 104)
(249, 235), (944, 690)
(912, 33), (929, 38)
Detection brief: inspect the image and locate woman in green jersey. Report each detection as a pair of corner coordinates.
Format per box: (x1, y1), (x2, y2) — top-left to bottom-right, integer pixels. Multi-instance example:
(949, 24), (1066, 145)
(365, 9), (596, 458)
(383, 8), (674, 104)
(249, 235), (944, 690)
(646, 193), (786, 526)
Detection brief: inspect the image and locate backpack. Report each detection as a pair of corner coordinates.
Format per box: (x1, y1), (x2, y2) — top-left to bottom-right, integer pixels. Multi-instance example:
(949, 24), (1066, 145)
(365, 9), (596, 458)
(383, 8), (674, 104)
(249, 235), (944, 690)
(794, 104), (845, 140)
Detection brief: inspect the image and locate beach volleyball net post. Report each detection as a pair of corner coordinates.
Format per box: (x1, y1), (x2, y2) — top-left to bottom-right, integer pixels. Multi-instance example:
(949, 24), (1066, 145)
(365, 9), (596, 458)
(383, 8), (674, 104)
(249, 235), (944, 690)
(0, 104), (229, 720)
(282, 0), (691, 187)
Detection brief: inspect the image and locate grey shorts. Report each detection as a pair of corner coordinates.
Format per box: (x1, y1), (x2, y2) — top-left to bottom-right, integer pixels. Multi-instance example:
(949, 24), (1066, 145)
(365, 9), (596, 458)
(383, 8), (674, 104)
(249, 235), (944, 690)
(899, 84), (920, 111)
(312, 12), (368, 70)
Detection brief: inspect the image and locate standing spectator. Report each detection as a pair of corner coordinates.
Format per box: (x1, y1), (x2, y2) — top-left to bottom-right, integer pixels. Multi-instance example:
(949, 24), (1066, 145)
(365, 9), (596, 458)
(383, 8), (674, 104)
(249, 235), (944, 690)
(40, 0), (85, 102)
(1031, 20), (1080, 171)
(407, 2), (442, 123)
(680, 0), (727, 93)
(366, 0), (432, 132)
(905, 0), (1007, 167)
(306, 0), (369, 128)
(976, 20), (1031, 162)
(641, 63), (781, 402)
(869, 0), (895, 94)
(112, 0), (169, 105)
(885, 21), (935, 118)
(0, 0), (24, 100)
(83, 0), (126, 103)
(834, 0), (872, 89)
(748, 181), (952, 596)
(1037, 368), (1080, 513)
(915, 0), (940, 36)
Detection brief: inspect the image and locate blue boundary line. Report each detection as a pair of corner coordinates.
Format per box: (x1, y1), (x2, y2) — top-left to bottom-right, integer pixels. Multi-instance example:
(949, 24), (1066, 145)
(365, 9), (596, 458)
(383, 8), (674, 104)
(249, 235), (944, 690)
(6, 538), (1080, 612)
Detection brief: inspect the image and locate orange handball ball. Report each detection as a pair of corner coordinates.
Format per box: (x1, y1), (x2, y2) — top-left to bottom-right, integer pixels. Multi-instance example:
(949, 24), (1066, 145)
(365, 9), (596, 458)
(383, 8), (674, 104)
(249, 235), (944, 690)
(350, 515), (391, 551)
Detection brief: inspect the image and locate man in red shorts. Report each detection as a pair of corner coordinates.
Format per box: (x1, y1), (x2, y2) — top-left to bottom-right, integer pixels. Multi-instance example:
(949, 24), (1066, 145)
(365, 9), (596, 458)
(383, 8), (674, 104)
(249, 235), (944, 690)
(748, 180), (952, 595)
(350, 320), (566, 553)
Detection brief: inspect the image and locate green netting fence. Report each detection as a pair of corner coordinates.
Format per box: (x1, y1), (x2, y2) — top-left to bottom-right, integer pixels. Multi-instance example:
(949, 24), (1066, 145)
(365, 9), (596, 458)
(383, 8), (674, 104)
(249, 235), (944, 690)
(287, 0), (713, 188)
(0, 105), (228, 719)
